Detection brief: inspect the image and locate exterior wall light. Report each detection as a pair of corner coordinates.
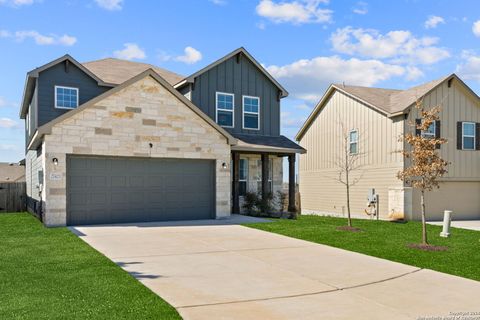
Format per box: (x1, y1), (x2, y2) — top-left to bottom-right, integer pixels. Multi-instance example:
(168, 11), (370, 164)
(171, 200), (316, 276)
(52, 158), (58, 166)
(222, 162), (228, 169)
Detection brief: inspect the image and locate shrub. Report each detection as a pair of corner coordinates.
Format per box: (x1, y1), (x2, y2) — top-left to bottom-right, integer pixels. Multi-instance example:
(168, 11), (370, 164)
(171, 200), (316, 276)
(242, 191), (260, 215)
(276, 190), (288, 212)
(258, 191), (274, 216)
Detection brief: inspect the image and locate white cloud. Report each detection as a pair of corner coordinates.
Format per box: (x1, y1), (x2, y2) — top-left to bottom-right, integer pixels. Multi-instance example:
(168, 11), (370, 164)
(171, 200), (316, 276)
(473, 20), (480, 37)
(94, 0), (123, 10)
(58, 34), (77, 46)
(0, 143), (17, 151)
(424, 15), (445, 29)
(405, 66), (424, 81)
(267, 55), (405, 101)
(0, 117), (18, 128)
(0, 29), (77, 46)
(331, 26), (450, 64)
(256, 0), (332, 25)
(209, 0), (226, 5)
(0, 30), (10, 37)
(256, 21), (266, 30)
(281, 111), (307, 128)
(0, 96), (17, 108)
(0, 0), (37, 7)
(113, 43), (146, 60)
(173, 46), (203, 64)
(456, 51), (480, 81)
(294, 103), (312, 110)
(352, 1), (367, 15)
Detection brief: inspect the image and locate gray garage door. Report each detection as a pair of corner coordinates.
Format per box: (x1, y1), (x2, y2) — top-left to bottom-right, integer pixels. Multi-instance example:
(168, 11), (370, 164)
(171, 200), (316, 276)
(66, 156), (215, 226)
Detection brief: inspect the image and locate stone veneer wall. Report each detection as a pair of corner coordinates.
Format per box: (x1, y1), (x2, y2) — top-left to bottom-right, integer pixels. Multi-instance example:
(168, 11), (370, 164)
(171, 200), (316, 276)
(42, 76), (231, 226)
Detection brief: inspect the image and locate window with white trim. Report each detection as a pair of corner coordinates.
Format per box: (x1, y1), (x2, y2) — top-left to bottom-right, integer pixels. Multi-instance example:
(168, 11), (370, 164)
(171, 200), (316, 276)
(239, 158), (248, 196)
(216, 92), (234, 127)
(256, 158), (273, 192)
(349, 129), (358, 154)
(243, 96), (260, 130)
(55, 86), (79, 109)
(462, 122), (475, 150)
(421, 121), (436, 139)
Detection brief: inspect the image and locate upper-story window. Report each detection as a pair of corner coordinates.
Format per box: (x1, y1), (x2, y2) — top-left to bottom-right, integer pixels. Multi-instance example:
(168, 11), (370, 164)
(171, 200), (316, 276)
(421, 121), (436, 139)
(216, 92), (234, 128)
(243, 96), (260, 130)
(462, 122), (476, 150)
(349, 129), (358, 154)
(55, 86), (79, 109)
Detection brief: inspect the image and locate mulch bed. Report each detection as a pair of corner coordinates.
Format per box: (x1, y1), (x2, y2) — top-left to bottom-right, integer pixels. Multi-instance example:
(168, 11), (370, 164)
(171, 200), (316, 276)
(336, 226), (363, 232)
(407, 243), (449, 251)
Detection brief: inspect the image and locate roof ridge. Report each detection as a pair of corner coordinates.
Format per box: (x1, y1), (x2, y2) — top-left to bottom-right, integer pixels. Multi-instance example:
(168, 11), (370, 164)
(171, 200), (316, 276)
(333, 83), (402, 92)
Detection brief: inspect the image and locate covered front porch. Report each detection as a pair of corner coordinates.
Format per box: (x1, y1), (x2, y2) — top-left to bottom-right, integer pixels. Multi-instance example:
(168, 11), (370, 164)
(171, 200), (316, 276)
(229, 134), (306, 215)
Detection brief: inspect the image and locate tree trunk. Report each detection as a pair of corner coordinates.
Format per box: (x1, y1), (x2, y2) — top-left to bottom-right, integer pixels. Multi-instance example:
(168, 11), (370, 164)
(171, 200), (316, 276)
(346, 157), (352, 227)
(420, 190), (428, 245)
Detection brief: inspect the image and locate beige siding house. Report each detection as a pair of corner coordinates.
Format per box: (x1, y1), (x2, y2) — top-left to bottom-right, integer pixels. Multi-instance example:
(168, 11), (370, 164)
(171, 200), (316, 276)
(296, 74), (480, 221)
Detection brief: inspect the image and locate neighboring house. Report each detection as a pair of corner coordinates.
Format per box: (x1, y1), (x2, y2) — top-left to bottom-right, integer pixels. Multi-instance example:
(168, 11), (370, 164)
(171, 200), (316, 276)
(296, 74), (480, 221)
(0, 162), (26, 183)
(20, 47), (305, 226)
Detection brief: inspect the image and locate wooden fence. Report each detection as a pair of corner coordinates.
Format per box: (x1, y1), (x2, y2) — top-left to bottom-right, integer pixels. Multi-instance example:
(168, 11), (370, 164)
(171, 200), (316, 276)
(0, 182), (26, 213)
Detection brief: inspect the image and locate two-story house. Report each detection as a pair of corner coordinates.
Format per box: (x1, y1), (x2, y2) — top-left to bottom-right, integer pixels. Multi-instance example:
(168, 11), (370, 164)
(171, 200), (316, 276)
(20, 47), (305, 226)
(296, 74), (480, 221)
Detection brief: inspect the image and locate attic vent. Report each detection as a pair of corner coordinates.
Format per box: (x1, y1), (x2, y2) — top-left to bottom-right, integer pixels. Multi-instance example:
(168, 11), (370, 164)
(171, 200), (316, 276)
(447, 78), (453, 88)
(65, 60), (70, 73)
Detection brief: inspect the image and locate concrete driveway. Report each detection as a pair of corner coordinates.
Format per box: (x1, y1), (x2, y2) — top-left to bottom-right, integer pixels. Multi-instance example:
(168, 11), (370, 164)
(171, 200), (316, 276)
(71, 216), (480, 320)
(428, 220), (480, 231)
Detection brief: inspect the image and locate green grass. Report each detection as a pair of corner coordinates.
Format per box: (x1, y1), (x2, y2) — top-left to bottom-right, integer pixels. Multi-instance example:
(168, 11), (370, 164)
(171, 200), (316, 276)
(245, 215), (480, 281)
(0, 213), (181, 320)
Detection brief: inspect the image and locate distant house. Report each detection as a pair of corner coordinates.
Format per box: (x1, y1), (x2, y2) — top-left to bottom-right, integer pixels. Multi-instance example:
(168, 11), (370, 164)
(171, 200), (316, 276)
(0, 162), (25, 183)
(20, 47), (304, 226)
(296, 74), (480, 221)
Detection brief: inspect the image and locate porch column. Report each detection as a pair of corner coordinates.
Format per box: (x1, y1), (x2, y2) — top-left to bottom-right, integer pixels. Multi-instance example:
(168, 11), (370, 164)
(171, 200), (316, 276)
(288, 154), (296, 212)
(261, 153), (270, 197)
(232, 151), (240, 214)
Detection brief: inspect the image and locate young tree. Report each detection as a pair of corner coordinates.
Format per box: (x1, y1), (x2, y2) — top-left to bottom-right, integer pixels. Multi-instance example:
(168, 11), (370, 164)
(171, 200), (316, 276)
(334, 125), (364, 227)
(397, 101), (449, 245)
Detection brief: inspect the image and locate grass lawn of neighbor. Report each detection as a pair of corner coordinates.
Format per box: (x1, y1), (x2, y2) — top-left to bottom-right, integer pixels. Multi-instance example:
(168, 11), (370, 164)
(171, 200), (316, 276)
(246, 215), (480, 281)
(0, 213), (181, 320)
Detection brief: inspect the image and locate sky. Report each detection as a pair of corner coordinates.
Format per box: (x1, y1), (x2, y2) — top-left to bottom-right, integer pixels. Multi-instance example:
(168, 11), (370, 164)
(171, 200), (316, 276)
(1, 0), (480, 164)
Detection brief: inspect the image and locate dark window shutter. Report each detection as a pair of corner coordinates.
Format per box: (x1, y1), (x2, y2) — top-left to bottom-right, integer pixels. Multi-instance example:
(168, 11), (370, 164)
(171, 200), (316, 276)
(476, 123), (480, 150)
(435, 120), (441, 149)
(457, 121), (463, 150)
(415, 119), (421, 136)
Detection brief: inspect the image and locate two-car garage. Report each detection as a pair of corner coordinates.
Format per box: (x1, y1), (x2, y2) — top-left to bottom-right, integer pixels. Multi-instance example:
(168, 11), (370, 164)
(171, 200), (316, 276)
(66, 156), (216, 226)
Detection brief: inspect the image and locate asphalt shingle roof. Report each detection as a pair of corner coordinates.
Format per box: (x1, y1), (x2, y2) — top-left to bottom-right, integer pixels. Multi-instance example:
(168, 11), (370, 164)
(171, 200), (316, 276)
(334, 75), (451, 115)
(82, 58), (184, 86)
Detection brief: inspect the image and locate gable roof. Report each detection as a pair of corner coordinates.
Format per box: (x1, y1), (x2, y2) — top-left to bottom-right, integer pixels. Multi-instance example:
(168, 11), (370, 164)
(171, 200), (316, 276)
(27, 69), (237, 150)
(296, 73), (477, 141)
(0, 162), (25, 182)
(20, 54), (116, 118)
(82, 58), (184, 87)
(174, 47), (289, 98)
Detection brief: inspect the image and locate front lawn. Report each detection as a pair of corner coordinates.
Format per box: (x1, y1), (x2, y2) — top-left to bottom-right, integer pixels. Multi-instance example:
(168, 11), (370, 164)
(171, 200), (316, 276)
(0, 213), (181, 320)
(246, 215), (480, 281)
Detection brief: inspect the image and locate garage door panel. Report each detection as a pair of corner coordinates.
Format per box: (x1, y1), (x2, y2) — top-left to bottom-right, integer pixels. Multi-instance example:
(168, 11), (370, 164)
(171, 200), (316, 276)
(90, 192), (107, 205)
(91, 176), (108, 187)
(67, 156), (215, 225)
(129, 176), (144, 187)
